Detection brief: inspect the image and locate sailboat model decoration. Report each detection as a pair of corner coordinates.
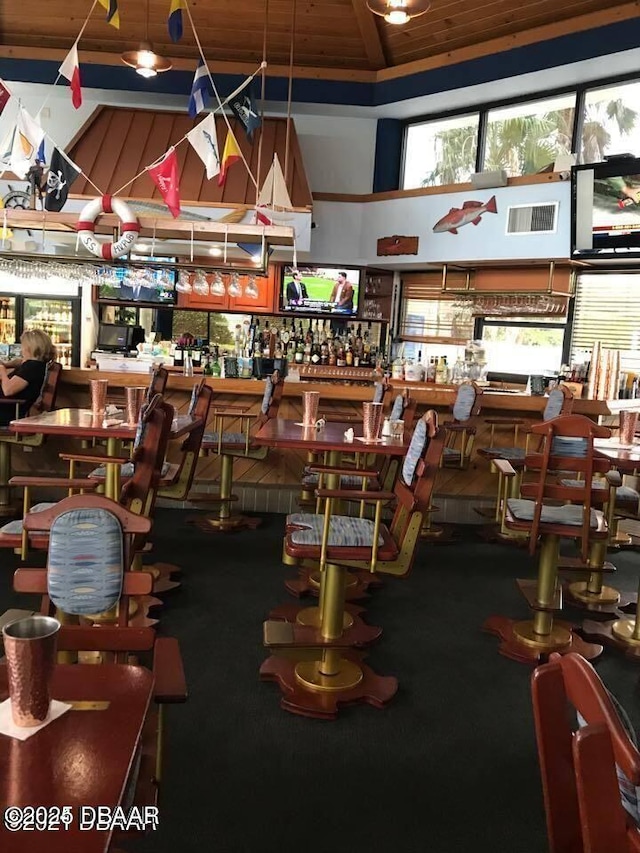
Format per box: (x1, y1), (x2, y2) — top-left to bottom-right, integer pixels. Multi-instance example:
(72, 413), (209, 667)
(255, 154), (295, 225)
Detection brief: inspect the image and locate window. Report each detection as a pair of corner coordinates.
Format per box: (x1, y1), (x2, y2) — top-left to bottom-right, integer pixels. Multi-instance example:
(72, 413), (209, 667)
(570, 273), (640, 372)
(483, 94), (575, 178)
(581, 81), (640, 163)
(479, 317), (566, 376)
(403, 113), (479, 189)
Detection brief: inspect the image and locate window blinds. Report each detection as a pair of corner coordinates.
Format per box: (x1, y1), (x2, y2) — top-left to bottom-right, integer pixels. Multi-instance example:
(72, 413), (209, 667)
(571, 274), (640, 362)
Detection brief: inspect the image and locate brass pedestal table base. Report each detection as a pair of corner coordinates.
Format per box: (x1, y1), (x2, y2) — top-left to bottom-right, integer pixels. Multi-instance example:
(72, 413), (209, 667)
(583, 576), (640, 659)
(260, 651), (397, 720)
(268, 601), (383, 646)
(482, 614), (603, 664)
(145, 562), (182, 594)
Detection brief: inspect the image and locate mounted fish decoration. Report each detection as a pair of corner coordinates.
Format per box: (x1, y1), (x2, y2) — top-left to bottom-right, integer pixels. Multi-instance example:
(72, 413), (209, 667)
(432, 195), (498, 235)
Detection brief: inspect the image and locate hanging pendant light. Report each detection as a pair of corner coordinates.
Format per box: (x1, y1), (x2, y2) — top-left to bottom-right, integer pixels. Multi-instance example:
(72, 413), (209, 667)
(366, 0), (430, 25)
(121, 0), (172, 77)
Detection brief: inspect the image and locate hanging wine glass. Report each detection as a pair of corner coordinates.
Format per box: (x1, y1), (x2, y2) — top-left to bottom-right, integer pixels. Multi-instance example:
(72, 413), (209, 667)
(227, 272), (242, 298)
(210, 272), (226, 297)
(176, 270), (192, 293)
(192, 269), (209, 296)
(244, 275), (259, 299)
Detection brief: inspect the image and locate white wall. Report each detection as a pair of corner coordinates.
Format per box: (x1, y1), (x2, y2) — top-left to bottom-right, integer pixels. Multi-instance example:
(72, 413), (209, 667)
(306, 181), (571, 267)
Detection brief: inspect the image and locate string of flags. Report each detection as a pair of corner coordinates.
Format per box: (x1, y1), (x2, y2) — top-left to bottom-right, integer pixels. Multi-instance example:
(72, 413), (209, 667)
(0, 0), (270, 222)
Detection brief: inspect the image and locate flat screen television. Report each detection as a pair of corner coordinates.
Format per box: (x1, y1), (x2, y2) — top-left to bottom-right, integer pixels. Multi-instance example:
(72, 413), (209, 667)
(572, 157), (640, 259)
(97, 323), (145, 352)
(97, 257), (176, 305)
(279, 266), (361, 317)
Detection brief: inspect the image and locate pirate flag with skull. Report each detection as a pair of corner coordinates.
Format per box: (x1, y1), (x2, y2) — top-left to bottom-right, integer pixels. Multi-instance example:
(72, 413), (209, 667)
(229, 84), (261, 143)
(44, 148), (81, 212)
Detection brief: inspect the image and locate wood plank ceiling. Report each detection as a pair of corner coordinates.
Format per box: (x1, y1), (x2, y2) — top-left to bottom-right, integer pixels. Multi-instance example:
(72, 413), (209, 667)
(0, 0), (634, 72)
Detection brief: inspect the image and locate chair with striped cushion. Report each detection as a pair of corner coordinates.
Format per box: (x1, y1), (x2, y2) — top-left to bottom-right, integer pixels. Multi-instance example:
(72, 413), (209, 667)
(441, 381), (483, 469)
(197, 371), (283, 531)
(483, 414), (613, 664)
(477, 385), (575, 539)
(12, 492), (187, 813)
(262, 411), (446, 718)
(532, 652), (640, 853)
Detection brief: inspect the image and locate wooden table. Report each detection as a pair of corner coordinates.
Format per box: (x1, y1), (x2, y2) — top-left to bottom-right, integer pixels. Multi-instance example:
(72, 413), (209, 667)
(0, 664), (154, 852)
(10, 409), (201, 500)
(255, 418), (408, 713)
(595, 436), (640, 472)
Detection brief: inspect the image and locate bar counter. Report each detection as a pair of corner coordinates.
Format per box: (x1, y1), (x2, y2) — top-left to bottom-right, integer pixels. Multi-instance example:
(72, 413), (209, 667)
(7, 368), (622, 515)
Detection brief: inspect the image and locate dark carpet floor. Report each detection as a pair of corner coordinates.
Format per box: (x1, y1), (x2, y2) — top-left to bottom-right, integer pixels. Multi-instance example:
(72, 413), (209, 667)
(4, 511), (640, 853)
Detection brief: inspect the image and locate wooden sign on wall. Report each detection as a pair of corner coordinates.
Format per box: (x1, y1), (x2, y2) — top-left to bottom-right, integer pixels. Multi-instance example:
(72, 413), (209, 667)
(377, 235), (419, 256)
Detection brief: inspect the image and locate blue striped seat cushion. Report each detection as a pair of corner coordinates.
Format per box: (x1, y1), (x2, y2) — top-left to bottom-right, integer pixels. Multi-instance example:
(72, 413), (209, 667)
(302, 472), (378, 489)
(507, 498), (599, 527)
(551, 437), (588, 457)
(287, 513), (384, 547)
(402, 418), (428, 486)
(261, 375), (274, 414)
(203, 431), (248, 446)
(89, 460), (171, 479)
(47, 508), (123, 615)
(453, 383), (476, 421)
(544, 389), (566, 420)
(372, 382), (384, 404)
(0, 502), (56, 535)
(390, 395), (404, 421)
(560, 478), (639, 504)
(443, 447), (461, 458)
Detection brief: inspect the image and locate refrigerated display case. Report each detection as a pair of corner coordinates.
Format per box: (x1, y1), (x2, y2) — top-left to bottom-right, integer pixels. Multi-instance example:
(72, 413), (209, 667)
(23, 297), (80, 367)
(0, 296), (16, 345)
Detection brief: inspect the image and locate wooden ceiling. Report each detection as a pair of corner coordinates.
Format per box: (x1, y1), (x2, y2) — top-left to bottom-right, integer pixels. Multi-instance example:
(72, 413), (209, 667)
(0, 0), (635, 74)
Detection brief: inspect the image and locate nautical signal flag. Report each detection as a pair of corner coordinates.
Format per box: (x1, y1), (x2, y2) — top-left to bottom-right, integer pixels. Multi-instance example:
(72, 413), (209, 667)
(9, 107), (45, 178)
(187, 114), (220, 181)
(98, 0), (119, 28)
(59, 44), (82, 109)
(147, 148), (181, 218)
(168, 0), (186, 42)
(229, 84), (261, 142)
(188, 60), (212, 118)
(218, 131), (241, 187)
(44, 148), (81, 212)
(0, 81), (10, 117)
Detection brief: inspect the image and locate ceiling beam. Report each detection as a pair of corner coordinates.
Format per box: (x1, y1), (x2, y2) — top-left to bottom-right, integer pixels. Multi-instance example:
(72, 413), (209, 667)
(350, 0), (387, 70)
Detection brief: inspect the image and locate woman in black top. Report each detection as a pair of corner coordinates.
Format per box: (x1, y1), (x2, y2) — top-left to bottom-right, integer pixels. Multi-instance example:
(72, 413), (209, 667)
(0, 329), (55, 425)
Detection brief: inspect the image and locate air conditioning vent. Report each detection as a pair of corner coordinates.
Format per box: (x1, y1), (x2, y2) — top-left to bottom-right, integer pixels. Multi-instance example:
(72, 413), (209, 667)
(506, 202), (558, 235)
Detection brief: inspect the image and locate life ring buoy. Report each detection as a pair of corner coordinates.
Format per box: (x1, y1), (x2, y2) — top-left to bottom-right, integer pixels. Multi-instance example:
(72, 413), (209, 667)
(76, 195), (140, 260)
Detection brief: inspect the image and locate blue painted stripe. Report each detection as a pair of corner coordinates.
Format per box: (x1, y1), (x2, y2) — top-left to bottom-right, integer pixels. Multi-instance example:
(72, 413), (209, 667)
(3, 18), (640, 108)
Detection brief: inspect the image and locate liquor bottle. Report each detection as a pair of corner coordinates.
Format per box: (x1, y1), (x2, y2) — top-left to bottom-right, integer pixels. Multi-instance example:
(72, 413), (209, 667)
(310, 340), (321, 365)
(328, 339), (337, 366)
(203, 355), (214, 376)
(427, 357), (436, 383)
(211, 346), (222, 378)
(183, 350), (194, 378)
(345, 344), (353, 367)
(262, 321), (272, 358)
(295, 335), (304, 364)
(320, 336), (329, 365)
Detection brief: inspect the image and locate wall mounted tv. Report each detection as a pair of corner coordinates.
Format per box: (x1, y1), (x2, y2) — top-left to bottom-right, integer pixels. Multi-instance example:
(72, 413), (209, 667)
(97, 258), (176, 305)
(279, 266), (361, 317)
(572, 158), (640, 259)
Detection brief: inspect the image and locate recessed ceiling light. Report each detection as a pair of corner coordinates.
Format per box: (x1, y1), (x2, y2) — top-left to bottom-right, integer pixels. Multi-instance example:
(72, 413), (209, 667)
(134, 243), (150, 252)
(209, 247), (223, 257)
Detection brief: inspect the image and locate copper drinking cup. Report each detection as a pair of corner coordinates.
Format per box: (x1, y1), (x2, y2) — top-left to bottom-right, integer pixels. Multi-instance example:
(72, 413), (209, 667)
(302, 391), (320, 427)
(2, 616), (60, 727)
(619, 410), (639, 445)
(363, 401), (383, 441)
(90, 378), (108, 416)
(126, 386), (147, 426)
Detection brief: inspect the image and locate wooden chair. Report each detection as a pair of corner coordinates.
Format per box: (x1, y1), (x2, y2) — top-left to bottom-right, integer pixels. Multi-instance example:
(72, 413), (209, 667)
(0, 359), (62, 514)
(532, 652), (640, 853)
(483, 414), (613, 664)
(261, 412), (446, 718)
(441, 381), (483, 469)
(197, 371), (283, 531)
(0, 394), (174, 560)
(15, 493), (187, 811)
(476, 385), (574, 538)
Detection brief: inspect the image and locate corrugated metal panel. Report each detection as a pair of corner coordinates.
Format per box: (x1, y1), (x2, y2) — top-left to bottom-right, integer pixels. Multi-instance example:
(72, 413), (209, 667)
(67, 106), (312, 208)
